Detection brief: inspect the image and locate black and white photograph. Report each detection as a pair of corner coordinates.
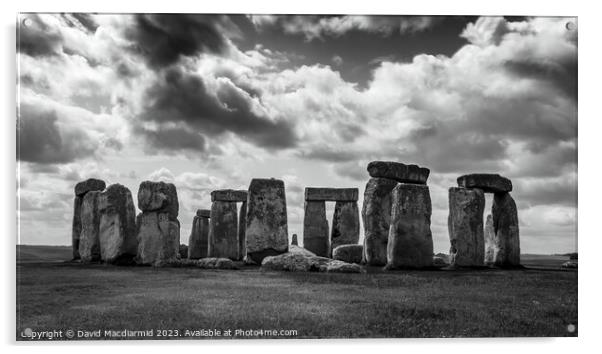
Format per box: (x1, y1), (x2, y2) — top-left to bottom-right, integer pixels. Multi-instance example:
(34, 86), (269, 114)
(12, 5), (582, 344)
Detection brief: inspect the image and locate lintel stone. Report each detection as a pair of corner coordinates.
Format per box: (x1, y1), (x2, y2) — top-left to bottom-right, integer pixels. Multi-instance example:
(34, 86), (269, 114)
(304, 187), (359, 202)
(211, 189), (248, 202)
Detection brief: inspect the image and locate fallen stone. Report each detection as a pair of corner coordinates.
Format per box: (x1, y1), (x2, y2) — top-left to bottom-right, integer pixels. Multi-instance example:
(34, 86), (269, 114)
(98, 184), (138, 264)
(491, 193), (521, 267)
(367, 161), (429, 184)
(197, 257), (238, 270)
(457, 174), (513, 193)
(74, 178), (106, 197)
(332, 244), (363, 264)
(291, 233), (298, 246)
(179, 244), (188, 259)
(79, 191), (102, 262)
(362, 178), (398, 266)
(211, 189), (248, 202)
(261, 252), (362, 273)
(208, 201), (239, 260)
(433, 256), (448, 267)
(386, 183), (434, 269)
(331, 201), (360, 252)
(137, 181), (179, 219)
(288, 245), (316, 256)
(325, 260), (363, 273)
(302, 200), (330, 257)
(245, 178), (289, 263)
(448, 187), (485, 267)
(238, 201), (247, 260)
(71, 196), (83, 260)
(304, 187), (358, 202)
(188, 214), (209, 259)
(136, 211), (180, 266)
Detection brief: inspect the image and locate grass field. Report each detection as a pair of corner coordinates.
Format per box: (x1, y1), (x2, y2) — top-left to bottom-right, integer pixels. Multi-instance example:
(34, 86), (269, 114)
(16, 245), (577, 340)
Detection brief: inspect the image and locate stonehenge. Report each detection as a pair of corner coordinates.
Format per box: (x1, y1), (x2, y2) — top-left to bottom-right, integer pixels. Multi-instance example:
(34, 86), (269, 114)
(72, 178), (106, 259)
(188, 209), (210, 259)
(362, 177), (397, 265)
(448, 174), (520, 267)
(386, 183), (434, 269)
(78, 191), (102, 262)
(245, 178), (289, 263)
(98, 184), (138, 264)
(136, 181), (180, 266)
(332, 244), (363, 264)
(208, 189), (247, 260)
(303, 187), (360, 257)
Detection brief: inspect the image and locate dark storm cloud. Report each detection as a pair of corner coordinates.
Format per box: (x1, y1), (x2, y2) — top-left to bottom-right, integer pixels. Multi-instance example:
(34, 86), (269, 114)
(18, 15), (63, 57)
(137, 67), (298, 151)
(504, 59), (577, 100)
(67, 13), (99, 33)
(515, 180), (577, 207)
(17, 103), (97, 164)
(135, 126), (207, 152)
(124, 14), (233, 68)
(298, 148), (361, 162)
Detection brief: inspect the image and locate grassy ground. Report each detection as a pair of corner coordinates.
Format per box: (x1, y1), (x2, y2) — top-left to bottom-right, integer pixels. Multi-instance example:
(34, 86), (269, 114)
(16, 246), (577, 340)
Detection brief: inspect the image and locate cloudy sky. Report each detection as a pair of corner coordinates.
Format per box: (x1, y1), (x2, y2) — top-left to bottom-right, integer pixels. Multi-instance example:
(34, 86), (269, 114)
(16, 14), (577, 254)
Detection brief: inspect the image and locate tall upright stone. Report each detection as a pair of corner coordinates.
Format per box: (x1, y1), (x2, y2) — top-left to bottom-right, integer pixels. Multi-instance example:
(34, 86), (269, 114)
(491, 193), (521, 267)
(188, 209), (210, 259)
(208, 201), (239, 260)
(79, 191), (101, 262)
(136, 181), (180, 266)
(484, 214), (496, 264)
(448, 187), (485, 267)
(238, 201), (247, 260)
(98, 184), (138, 264)
(72, 178), (106, 260)
(303, 200), (330, 257)
(331, 201), (360, 251)
(291, 234), (298, 246)
(386, 183), (433, 269)
(245, 178), (289, 263)
(362, 177), (398, 265)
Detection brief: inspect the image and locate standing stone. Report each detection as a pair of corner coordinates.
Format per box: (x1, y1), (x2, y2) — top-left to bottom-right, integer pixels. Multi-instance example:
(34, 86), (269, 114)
(98, 184), (138, 264)
(386, 183), (433, 269)
(448, 187), (485, 267)
(79, 191), (101, 262)
(208, 201), (239, 260)
(367, 161), (430, 184)
(188, 209), (210, 259)
(291, 234), (298, 246)
(491, 193), (521, 267)
(72, 178), (106, 260)
(238, 201), (247, 260)
(71, 196), (83, 260)
(137, 181), (179, 219)
(331, 201), (360, 252)
(484, 214), (496, 265)
(137, 212), (180, 266)
(362, 177), (398, 265)
(303, 201), (329, 257)
(245, 178), (289, 263)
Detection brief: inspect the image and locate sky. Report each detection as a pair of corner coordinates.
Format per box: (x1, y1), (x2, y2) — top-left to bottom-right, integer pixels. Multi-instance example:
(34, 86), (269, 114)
(16, 14), (577, 254)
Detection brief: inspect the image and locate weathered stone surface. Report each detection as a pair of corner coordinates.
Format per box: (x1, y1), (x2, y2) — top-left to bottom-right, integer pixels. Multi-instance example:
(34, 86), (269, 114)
(386, 183), (433, 269)
(288, 245), (316, 256)
(484, 214), (496, 265)
(302, 200), (330, 257)
(211, 189), (248, 202)
(448, 187), (485, 267)
(197, 257), (238, 269)
(362, 178), (398, 266)
(325, 260), (363, 273)
(291, 234), (298, 246)
(238, 201), (247, 260)
(331, 201), (360, 252)
(245, 178), (289, 263)
(332, 244), (363, 264)
(74, 178), (106, 197)
(261, 252), (362, 273)
(208, 201), (239, 260)
(137, 181), (179, 219)
(491, 193), (521, 267)
(79, 191), (101, 262)
(71, 196), (83, 260)
(188, 215), (209, 259)
(136, 211), (180, 266)
(179, 244), (188, 258)
(98, 184), (138, 264)
(433, 256), (448, 267)
(197, 209), (211, 218)
(367, 161), (429, 184)
(304, 188), (358, 202)
(457, 174), (512, 193)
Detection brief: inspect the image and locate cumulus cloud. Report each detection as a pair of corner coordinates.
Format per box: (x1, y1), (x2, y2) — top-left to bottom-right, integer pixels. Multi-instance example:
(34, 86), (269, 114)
(250, 15), (440, 41)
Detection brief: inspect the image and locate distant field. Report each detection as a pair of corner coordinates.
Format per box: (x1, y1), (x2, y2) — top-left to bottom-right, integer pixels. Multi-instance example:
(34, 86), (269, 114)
(16, 245), (577, 340)
(17, 245), (72, 263)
